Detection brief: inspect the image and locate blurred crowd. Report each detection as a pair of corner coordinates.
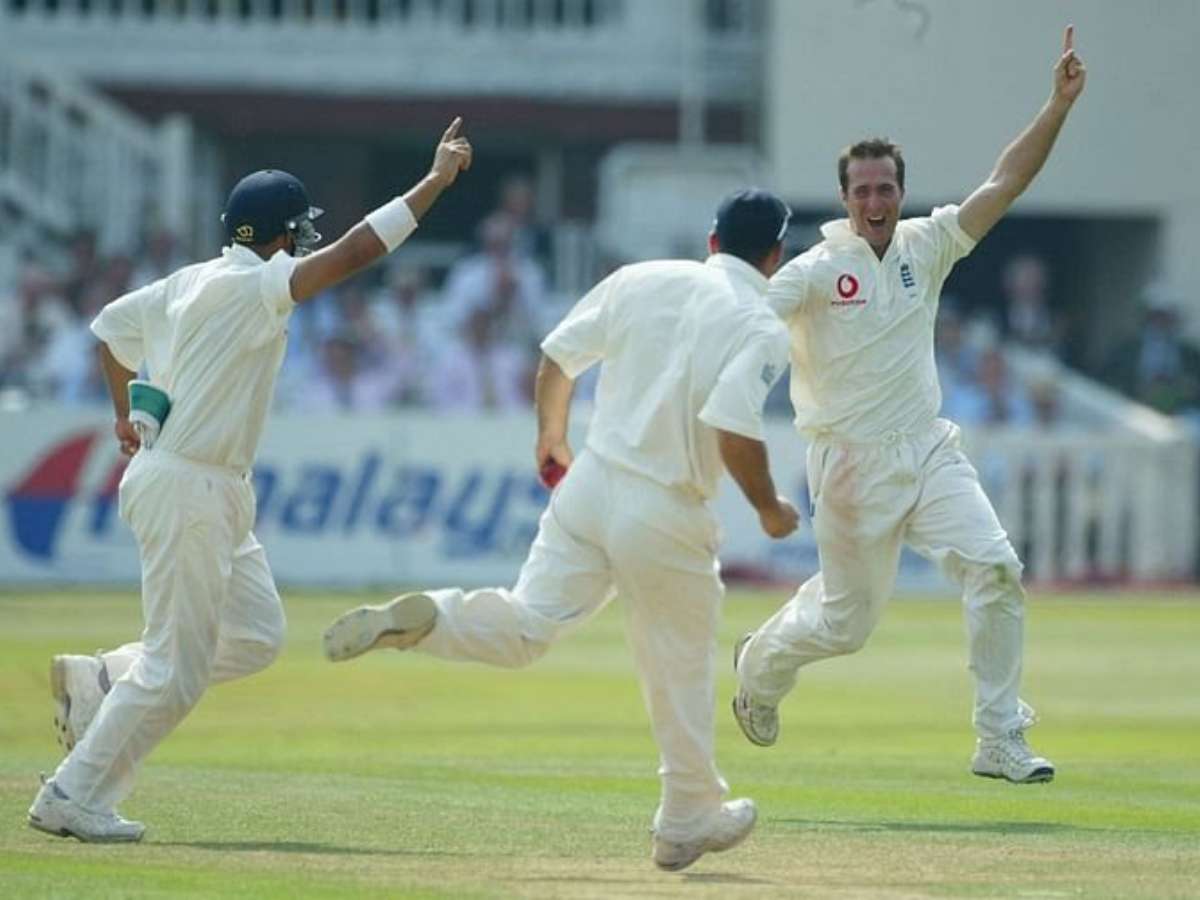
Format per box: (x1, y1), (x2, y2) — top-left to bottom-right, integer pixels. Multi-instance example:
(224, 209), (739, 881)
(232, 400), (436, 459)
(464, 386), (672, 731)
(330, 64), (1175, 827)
(3, 195), (1200, 428)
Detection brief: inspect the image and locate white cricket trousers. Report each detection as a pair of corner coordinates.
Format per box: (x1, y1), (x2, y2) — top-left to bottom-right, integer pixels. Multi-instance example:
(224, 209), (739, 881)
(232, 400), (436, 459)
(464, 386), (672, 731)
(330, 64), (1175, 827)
(417, 450), (729, 839)
(737, 419), (1028, 739)
(53, 449), (286, 812)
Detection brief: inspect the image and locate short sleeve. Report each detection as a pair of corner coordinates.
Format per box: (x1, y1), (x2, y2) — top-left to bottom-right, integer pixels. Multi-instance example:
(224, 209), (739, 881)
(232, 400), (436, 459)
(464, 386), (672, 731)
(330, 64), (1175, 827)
(917, 204), (977, 286)
(90, 281), (163, 371)
(260, 249), (299, 317)
(930, 204), (976, 259)
(767, 255), (814, 322)
(540, 268), (619, 379)
(698, 324), (790, 441)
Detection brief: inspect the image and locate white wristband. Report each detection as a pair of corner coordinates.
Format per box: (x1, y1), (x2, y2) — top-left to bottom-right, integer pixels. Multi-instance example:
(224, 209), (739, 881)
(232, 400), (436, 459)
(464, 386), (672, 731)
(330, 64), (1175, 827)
(364, 197), (417, 252)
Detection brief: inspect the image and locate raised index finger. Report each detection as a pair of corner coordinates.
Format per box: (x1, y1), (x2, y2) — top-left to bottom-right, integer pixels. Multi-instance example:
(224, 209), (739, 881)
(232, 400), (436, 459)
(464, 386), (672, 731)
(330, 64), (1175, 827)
(1063, 24), (1074, 54)
(442, 117), (463, 141)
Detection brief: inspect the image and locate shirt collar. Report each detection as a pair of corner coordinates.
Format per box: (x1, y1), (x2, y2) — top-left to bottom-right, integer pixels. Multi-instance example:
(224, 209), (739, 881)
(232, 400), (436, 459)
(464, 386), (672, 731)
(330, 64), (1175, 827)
(222, 243), (270, 266)
(705, 253), (769, 295)
(819, 218), (866, 245)
(820, 218), (898, 259)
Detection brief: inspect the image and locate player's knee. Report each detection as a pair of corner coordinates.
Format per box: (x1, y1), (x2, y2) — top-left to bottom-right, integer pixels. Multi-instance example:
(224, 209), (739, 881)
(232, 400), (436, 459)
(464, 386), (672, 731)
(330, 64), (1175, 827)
(965, 559), (1025, 609)
(826, 618), (872, 655)
(510, 636), (551, 668)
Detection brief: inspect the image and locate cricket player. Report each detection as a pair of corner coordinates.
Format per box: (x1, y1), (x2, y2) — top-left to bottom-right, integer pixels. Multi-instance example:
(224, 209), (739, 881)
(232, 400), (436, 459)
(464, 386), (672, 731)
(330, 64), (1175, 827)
(323, 190), (799, 872)
(733, 27), (1088, 784)
(28, 120), (473, 842)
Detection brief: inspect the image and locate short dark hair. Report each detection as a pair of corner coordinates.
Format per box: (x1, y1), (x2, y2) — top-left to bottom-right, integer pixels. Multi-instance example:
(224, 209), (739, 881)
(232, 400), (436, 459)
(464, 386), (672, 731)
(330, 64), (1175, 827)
(711, 188), (791, 266)
(838, 138), (905, 194)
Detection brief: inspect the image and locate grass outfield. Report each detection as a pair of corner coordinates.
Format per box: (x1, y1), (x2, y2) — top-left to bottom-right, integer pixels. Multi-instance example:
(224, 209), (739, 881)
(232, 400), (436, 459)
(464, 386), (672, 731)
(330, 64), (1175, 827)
(1, 589), (1198, 899)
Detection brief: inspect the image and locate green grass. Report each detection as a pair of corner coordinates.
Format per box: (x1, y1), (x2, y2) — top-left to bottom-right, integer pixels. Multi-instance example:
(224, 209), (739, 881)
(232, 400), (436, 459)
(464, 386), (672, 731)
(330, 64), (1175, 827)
(1, 589), (1198, 898)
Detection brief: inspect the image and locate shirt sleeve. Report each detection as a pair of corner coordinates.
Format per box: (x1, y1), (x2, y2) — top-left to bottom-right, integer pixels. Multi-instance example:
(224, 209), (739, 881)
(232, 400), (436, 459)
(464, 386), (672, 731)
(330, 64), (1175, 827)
(698, 324), (790, 441)
(90, 280), (164, 371)
(926, 204), (978, 282)
(767, 255), (813, 321)
(539, 268), (619, 379)
(260, 249), (299, 317)
(247, 249), (300, 347)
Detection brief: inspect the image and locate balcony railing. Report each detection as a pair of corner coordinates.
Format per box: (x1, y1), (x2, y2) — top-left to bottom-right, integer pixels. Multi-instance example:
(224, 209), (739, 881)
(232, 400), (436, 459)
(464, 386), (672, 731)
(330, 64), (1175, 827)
(0, 0), (762, 101)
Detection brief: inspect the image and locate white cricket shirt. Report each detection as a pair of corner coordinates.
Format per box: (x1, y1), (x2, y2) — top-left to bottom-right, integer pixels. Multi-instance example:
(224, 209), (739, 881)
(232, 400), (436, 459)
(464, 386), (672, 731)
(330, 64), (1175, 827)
(542, 253), (790, 499)
(768, 205), (975, 442)
(91, 244), (298, 471)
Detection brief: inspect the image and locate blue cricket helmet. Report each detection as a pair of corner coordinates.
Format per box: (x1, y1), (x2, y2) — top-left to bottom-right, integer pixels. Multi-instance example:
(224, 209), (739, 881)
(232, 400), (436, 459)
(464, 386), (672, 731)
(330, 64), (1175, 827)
(221, 169), (324, 254)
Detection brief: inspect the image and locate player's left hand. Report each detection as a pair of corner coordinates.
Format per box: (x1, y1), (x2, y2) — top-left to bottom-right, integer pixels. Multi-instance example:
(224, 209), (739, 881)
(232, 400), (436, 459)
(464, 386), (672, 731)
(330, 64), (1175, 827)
(114, 416), (140, 457)
(429, 117), (473, 187)
(1052, 25), (1086, 105)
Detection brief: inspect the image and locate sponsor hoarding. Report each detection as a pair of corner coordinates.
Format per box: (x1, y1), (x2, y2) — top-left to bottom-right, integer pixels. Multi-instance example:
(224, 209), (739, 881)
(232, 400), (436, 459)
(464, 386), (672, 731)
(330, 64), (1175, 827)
(1, 409), (939, 589)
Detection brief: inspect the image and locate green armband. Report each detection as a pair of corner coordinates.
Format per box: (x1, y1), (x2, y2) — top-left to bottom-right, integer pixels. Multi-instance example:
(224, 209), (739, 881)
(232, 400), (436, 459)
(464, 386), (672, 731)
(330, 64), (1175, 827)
(128, 380), (171, 448)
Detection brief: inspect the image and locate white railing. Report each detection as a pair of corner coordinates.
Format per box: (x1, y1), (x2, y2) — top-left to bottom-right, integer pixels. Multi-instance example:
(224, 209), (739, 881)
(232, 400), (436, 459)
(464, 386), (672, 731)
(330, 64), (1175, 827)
(0, 56), (193, 255)
(966, 427), (1196, 584)
(0, 0), (762, 101)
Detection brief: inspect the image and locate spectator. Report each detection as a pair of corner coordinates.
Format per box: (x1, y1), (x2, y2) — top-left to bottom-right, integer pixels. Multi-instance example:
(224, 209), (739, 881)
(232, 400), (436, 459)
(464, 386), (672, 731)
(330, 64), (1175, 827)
(298, 334), (406, 413)
(441, 212), (549, 344)
(1000, 253), (1060, 353)
(423, 307), (533, 411)
(130, 229), (185, 289)
(496, 174), (552, 270)
(1105, 284), (1200, 415)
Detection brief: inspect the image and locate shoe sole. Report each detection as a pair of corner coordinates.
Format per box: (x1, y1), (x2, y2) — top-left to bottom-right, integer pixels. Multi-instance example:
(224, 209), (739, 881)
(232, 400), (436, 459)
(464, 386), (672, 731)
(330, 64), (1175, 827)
(730, 696), (776, 748)
(972, 766), (1055, 785)
(323, 593), (437, 662)
(49, 657), (76, 753)
(27, 814), (144, 843)
(731, 636), (777, 748)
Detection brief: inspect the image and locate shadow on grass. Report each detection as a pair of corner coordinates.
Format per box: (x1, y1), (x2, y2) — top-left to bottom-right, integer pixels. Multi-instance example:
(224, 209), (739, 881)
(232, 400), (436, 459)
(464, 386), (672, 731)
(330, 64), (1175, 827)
(682, 872), (775, 885)
(776, 818), (1088, 835)
(157, 840), (465, 857)
(520, 873), (774, 887)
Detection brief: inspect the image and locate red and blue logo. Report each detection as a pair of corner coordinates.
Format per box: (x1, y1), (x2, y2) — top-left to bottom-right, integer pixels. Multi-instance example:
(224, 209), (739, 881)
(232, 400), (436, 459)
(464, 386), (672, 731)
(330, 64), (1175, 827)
(5, 431), (125, 561)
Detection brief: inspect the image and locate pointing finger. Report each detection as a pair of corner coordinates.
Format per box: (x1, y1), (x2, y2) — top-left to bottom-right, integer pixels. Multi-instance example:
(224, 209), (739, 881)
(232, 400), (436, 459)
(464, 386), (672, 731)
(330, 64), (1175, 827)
(1063, 24), (1074, 54)
(442, 117), (462, 141)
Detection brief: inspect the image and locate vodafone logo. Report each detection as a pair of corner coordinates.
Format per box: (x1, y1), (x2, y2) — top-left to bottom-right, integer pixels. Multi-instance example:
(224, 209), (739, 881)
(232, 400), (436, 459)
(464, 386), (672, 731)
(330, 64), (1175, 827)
(836, 274), (859, 299)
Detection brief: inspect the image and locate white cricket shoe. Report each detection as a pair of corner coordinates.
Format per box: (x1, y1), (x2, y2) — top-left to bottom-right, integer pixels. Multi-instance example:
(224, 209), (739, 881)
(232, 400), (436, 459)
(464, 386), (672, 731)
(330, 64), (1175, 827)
(323, 593), (437, 662)
(971, 729), (1055, 784)
(28, 777), (145, 843)
(50, 654), (106, 753)
(651, 799), (758, 872)
(731, 633), (778, 747)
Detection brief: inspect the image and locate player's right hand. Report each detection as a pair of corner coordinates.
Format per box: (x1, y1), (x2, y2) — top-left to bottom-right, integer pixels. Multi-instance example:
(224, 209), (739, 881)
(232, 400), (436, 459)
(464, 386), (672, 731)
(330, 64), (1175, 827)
(430, 117), (473, 187)
(758, 496), (799, 539)
(114, 416), (140, 457)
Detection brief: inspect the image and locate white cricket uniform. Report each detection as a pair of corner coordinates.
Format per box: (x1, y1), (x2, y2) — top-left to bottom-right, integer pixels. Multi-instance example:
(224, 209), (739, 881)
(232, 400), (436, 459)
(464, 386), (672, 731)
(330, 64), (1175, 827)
(737, 206), (1030, 739)
(53, 244), (302, 812)
(415, 253), (790, 839)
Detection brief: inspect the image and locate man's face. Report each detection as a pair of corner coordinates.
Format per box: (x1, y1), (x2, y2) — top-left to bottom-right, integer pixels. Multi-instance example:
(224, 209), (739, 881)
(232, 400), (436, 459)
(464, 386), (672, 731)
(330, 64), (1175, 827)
(842, 156), (904, 254)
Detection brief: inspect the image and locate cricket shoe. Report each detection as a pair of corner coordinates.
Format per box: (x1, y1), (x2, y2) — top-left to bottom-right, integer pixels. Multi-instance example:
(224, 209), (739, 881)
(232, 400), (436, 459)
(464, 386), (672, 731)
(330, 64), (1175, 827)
(28, 777), (145, 843)
(971, 729), (1055, 784)
(323, 592), (437, 662)
(731, 633), (778, 747)
(50, 654), (106, 753)
(651, 798), (758, 872)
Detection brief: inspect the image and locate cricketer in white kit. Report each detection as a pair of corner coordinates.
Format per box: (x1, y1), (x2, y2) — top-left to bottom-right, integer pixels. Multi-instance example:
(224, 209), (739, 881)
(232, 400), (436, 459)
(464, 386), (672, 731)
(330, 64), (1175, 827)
(28, 120), (474, 843)
(733, 26), (1088, 784)
(323, 190), (800, 872)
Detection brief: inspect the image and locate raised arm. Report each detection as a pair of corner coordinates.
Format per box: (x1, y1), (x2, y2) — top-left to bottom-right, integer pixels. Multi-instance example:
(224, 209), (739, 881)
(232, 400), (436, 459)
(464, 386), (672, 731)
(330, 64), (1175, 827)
(958, 25), (1087, 243)
(289, 118), (473, 303)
